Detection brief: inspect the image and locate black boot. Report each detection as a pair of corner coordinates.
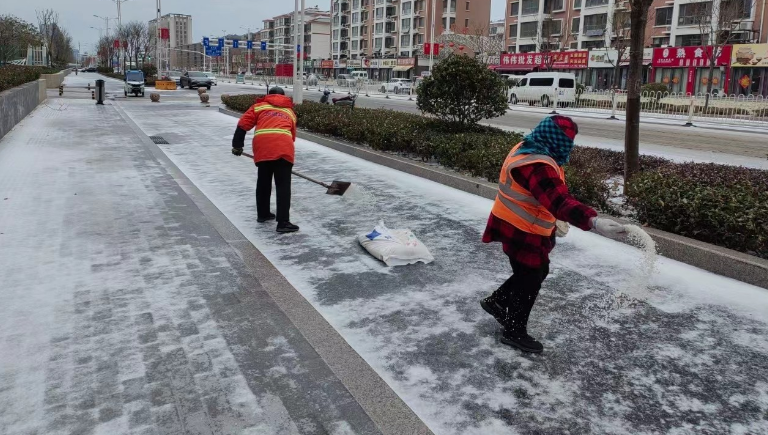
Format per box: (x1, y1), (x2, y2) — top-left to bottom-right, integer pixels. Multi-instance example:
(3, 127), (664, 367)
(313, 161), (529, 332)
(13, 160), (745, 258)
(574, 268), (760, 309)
(257, 213), (276, 223)
(501, 330), (543, 353)
(276, 222), (300, 233)
(480, 289), (508, 326)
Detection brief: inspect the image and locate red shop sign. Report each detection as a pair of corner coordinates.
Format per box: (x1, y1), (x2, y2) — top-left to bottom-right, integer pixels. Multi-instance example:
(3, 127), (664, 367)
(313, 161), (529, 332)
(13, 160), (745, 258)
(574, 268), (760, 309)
(500, 51), (588, 70)
(160, 28), (170, 40)
(320, 60), (334, 69)
(652, 46), (732, 68)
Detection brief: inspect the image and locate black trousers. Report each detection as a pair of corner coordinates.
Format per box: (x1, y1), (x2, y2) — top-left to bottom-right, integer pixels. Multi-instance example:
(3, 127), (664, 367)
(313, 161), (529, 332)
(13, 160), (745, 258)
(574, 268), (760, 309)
(256, 158), (293, 223)
(500, 260), (550, 334)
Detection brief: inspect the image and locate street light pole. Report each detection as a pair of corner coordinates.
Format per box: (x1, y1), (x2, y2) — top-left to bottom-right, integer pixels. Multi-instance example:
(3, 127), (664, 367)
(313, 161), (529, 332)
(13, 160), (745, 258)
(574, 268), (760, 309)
(155, 0), (161, 75)
(429, 0), (436, 72)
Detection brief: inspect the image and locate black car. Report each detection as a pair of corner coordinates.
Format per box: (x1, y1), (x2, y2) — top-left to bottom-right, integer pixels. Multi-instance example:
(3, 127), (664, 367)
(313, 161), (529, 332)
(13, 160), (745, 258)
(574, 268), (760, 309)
(85, 67), (97, 72)
(180, 71), (212, 90)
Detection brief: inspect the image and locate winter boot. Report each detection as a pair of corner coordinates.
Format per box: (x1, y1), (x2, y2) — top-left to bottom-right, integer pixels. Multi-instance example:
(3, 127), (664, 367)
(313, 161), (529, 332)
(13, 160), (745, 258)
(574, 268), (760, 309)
(257, 213), (276, 223)
(480, 289), (508, 326)
(500, 330), (543, 353)
(276, 222), (300, 233)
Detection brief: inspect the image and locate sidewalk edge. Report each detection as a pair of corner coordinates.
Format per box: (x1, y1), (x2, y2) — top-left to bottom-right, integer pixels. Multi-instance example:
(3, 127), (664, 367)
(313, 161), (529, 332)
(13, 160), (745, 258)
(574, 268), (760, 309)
(116, 102), (434, 435)
(218, 106), (768, 290)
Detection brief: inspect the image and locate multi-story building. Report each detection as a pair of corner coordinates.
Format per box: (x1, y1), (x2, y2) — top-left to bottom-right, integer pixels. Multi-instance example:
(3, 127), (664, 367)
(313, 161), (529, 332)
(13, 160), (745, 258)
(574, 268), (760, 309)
(331, 0), (493, 60)
(259, 7), (331, 64)
(149, 13), (193, 69)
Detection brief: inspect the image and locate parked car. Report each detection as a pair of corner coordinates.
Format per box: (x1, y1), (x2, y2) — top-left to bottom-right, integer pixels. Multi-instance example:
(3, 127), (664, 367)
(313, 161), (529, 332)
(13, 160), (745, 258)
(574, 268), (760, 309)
(202, 71), (217, 86)
(381, 78), (412, 94)
(350, 70), (369, 83)
(508, 72), (577, 107)
(336, 74), (357, 87)
(85, 67), (97, 72)
(180, 71), (213, 89)
(307, 73), (328, 86)
(167, 70), (183, 85)
(123, 70), (145, 97)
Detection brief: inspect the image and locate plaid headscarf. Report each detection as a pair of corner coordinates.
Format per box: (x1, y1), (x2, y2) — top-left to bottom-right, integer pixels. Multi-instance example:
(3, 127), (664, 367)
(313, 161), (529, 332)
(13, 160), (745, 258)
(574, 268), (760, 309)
(515, 116), (578, 166)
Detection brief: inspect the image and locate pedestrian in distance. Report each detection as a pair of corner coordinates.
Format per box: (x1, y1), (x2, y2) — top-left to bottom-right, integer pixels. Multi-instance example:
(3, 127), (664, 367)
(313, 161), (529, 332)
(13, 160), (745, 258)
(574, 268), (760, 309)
(231, 87), (300, 233)
(481, 115), (626, 353)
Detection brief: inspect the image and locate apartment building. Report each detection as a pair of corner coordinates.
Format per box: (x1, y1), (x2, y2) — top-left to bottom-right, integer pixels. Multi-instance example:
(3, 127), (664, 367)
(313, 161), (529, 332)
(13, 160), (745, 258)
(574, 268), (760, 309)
(504, 0), (764, 53)
(149, 13), (193, 68)
(259, 7), (331, 63)
(331, 0), (493, 60)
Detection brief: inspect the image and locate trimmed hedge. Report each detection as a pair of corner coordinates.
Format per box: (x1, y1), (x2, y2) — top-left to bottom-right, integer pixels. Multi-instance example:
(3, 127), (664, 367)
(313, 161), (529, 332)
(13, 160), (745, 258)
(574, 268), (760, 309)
(222, 95), (768, 259)
(0, 65), (60, 93)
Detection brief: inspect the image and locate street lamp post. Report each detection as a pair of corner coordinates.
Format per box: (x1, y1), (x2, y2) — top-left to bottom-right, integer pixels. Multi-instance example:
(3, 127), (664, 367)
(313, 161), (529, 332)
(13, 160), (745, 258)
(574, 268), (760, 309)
(293, 0), (305, 104)
(113, 0), (129, 72)
(429, 0), (436, 72)
(155, 0), (161, 75)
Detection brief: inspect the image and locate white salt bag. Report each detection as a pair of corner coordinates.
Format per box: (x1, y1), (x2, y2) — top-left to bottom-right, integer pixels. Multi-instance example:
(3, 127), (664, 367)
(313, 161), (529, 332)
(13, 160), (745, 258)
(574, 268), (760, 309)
(358, 221), (434, 267)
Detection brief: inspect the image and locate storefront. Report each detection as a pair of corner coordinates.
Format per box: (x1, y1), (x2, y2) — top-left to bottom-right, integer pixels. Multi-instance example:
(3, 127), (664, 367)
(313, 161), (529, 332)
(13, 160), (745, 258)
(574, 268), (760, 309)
(392, 58), (415, 79)
(586, 48), (653, 90)
(368, 59), (397, 81)
(320, 60), (334, 78)
(651, 46), (732, 95)
(729, 44), (768, 96)
(499, 51), (589, 83)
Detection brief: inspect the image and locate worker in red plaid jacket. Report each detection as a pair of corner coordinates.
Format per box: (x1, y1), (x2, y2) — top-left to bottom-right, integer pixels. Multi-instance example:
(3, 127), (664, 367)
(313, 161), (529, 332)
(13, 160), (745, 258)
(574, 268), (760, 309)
(481, 115), (626, 353)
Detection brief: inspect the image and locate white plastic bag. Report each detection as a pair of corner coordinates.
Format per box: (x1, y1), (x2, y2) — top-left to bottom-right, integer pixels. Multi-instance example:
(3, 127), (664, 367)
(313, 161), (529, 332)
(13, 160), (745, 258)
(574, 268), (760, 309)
(358, 221), (434, 267)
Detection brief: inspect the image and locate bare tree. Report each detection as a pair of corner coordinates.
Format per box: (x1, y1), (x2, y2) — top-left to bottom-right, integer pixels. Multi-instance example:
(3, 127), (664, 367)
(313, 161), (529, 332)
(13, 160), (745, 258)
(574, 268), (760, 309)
(604, 7), (654, 89)
(140, 25), (155, 69)
(434, 23), (505, 64)
(538, 15), (573, 70)
(624, 0), (655, 190)
(0, 15), (40, 64)
(35, 9), (59, 66)
(687, 0), (747, 108)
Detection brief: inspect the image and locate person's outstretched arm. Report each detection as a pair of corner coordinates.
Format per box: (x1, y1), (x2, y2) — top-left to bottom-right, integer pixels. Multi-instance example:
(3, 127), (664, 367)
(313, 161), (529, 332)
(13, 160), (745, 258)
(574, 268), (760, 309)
(232, 105), (257, 155)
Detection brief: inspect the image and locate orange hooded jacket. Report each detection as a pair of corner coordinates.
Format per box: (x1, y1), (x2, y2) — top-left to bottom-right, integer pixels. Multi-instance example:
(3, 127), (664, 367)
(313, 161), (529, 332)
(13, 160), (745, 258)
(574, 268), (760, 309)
(237, 94), (297, 163)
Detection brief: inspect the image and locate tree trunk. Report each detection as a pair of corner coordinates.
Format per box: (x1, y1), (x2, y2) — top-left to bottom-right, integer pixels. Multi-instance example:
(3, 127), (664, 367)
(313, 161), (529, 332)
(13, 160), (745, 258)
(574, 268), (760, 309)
(623, 4), (648, 193)
(704, 63), (715, 113)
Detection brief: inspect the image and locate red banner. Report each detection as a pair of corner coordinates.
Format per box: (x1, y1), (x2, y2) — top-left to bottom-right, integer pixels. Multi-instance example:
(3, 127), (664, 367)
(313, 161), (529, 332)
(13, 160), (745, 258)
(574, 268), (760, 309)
(652, 46), (732, 68)
(500, 51), (588, 70)
(423, 43), (439, 56)
(113, 40), (120, 49)
(160, 28), (169, 40)
(275, 64), (293, 77)
(321, 60), (334, 69)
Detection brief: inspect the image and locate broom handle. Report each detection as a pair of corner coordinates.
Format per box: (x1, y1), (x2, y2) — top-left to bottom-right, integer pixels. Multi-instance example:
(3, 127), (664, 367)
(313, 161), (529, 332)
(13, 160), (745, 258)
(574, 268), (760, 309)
(240, 152), (330, 189)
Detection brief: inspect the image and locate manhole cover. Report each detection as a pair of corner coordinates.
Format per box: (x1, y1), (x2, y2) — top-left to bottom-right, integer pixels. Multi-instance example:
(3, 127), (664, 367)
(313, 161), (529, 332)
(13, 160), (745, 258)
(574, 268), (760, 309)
(149, 136), (169, 144)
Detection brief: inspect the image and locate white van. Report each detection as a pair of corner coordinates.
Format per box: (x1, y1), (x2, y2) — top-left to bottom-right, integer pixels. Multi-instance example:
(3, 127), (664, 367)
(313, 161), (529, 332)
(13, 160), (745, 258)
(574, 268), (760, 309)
(351, 70), (369, 83)
(508, 72), (577, 107)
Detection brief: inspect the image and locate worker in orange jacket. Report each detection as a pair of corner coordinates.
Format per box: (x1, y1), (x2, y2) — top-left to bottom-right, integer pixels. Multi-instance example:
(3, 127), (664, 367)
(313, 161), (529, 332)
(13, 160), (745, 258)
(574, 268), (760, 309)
(232, 87), (299, 233)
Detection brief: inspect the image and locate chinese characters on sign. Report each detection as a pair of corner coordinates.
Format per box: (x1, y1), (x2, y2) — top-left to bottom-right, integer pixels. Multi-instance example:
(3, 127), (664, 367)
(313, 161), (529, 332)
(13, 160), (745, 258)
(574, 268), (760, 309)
(500, 51), (589, 69)
(651, 46), (732, 67)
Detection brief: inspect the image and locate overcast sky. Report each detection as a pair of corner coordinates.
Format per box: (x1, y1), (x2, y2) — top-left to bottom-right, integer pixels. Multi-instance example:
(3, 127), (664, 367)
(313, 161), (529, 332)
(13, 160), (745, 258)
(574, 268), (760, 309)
(9, 0), (506, 54)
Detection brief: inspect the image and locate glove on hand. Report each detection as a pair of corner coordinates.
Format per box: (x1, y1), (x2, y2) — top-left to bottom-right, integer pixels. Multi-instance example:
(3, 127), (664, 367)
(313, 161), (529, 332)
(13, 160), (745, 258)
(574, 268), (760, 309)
(555, 220), (570, 238)
(232, 147), (243, 156)
(591, 217), (627, 237)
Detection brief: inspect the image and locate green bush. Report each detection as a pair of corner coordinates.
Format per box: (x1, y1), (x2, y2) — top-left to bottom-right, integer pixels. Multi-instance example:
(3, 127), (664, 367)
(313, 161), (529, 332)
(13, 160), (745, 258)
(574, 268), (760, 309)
(629, 171), (768, 258)
(141, 64), (157, 78)
(0, 65), (46, 93)
(221, 94), (265, 112)
(642, 82), (670, 95)
(416, 55), (508, 128)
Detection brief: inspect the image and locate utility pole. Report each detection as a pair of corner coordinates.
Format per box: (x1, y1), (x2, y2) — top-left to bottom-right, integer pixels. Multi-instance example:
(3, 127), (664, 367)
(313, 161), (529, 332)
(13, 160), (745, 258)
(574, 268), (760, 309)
(155, 0), (161, 75)
(293, 0), (305, 104)
(429, 0), (436, 71)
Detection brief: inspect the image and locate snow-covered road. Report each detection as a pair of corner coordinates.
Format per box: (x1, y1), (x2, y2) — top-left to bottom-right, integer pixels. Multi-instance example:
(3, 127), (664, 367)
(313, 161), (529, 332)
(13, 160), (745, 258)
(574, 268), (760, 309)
(117, 98), (768, 435)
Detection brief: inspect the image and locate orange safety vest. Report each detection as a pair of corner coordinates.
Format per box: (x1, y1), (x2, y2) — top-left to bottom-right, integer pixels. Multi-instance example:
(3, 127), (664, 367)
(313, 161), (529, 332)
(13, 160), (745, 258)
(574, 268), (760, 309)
(491, 142), (566, 236)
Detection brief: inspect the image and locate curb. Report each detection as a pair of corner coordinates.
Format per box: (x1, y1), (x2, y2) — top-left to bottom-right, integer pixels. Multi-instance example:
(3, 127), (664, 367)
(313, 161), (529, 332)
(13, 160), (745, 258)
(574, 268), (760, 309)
(218, 106), (768, 290)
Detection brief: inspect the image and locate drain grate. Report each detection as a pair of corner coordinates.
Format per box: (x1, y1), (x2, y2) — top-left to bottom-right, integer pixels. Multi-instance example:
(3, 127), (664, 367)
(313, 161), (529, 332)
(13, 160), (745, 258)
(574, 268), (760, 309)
(149, 135), (170, 144)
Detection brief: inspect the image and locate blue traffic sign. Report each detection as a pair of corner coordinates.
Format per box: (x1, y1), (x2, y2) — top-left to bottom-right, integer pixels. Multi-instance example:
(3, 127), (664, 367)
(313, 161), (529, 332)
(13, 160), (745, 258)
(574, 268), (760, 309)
(205, 46), (222, 57)
(246, 40), (253, 50)
(217, 38), (224, 48)
(260, 41), (267, 51)
(232, 39), (239, 48)
(297, 44), (301, 53)
(203, 37), (209, 47)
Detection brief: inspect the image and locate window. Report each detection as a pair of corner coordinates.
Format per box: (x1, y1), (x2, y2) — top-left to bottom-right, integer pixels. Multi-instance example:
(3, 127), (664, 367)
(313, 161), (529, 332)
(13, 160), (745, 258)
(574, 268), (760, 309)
(333, 30), (340, 40)
(333, 42), (339, 51)
(676, 34), (703, 46)
(402, 1), (412, 14)
(544, 0), (564, 12)
(652, 36), (670, 47)
(353, 12), (360, 23)
(521, 0), (539, 15)
(401, 34), (411, 46)
(510, 1), (520, 15)
(542, 19), (562, 36)
(353, 0), (360, 8)
(585, 0), (608, 6)
(570, 41), (579, 49)
(376, 7), (384, 19)
(374, 37), (383, 48)
(465, 18), (469, 28)
(352, 40), (359, 50)
(353, 26), (360, 37)
(571, 17), (580, 33)
(509, 23), (518, 38)
(559, 78), (575, 88)
(375, 23), (384, 34)
(678, 2), (710, 26)
(507, 45), (517, 52)
(529, 77), (554, 86)
(655, 7), (672, 26)
(520, 21), (538, 37)
(518, 44), (536, 52)
(519, 78), (528, 86)
(574, 0), (582, 7)
(402, 18), (411, 29)
(583, 39), (605, 49)
(466, 1), (470, 10)
(583, 13), (607, 33)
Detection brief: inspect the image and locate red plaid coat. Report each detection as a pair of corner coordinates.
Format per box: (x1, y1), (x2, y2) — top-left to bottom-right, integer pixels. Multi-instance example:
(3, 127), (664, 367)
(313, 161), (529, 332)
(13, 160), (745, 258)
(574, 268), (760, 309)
(482, 162), (597, 268)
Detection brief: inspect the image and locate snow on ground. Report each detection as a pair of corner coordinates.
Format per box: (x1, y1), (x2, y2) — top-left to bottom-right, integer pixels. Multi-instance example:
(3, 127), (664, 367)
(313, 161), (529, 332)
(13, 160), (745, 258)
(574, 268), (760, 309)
(119, 99), (768, 435)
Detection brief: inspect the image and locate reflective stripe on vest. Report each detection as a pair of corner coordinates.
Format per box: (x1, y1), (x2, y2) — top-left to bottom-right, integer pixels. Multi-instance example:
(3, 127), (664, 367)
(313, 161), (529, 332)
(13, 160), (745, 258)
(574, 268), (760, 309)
(253, 105), (297, 123)
(254, 128), (293, 138)
(491, 143), (565, 236)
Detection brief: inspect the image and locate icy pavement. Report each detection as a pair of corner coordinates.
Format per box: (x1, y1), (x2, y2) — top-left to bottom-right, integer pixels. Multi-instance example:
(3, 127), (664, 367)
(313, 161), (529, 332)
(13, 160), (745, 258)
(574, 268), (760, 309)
(0, 99), (381, 435)
(117, 100), (768, 435)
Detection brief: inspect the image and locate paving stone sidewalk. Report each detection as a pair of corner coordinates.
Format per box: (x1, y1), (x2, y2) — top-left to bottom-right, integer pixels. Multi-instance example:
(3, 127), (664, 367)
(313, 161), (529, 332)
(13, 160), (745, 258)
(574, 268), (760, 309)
(0, 99), (386, 435)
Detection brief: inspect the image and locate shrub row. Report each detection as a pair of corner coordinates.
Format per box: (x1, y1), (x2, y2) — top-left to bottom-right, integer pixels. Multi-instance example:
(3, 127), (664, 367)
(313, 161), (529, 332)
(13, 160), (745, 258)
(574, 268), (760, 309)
(222, 95), (768, 258)
(0, 65), (59, 93)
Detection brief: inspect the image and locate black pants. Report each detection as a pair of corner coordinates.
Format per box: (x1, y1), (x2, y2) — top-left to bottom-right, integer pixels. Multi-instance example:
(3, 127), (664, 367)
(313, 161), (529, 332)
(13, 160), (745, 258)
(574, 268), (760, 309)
(256, 158), (293, 223)
(500, 260), (550, 334)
